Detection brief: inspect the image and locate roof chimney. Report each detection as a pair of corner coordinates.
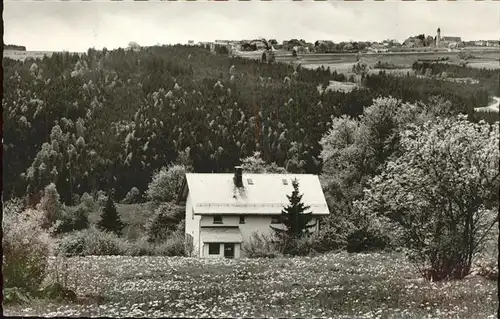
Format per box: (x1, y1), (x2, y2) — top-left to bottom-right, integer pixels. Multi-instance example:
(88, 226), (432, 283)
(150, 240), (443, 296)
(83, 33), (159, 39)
(234, 166), (243, 187)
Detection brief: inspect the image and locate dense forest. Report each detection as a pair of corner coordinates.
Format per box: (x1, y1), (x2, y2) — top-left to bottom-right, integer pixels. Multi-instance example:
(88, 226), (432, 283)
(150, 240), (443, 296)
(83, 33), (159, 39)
(412, 61), (500, 96)
(3, 45), (499, 205)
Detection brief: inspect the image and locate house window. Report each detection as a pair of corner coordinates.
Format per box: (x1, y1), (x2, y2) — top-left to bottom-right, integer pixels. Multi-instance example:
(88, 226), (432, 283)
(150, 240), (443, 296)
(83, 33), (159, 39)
(208, 243), (220, 255)
(213, 215), (223, 224)
(282, 179), (288, 185)
(247, 178), (254, 185)
(239, 215), (245, 224)
(271, 216), (281, 224)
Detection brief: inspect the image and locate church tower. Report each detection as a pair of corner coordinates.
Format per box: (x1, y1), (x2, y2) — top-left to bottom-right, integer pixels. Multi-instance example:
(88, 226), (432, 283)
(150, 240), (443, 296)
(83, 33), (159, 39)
(436, 27), (441, 47)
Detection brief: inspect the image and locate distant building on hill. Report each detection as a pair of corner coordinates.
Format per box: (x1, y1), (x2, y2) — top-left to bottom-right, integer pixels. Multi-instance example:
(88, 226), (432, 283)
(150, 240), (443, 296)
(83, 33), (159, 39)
(434, 27), (462, 48)
(368, 43), (388, 53)
(486, 40), (499, 47)
(198, 42), (215, 52)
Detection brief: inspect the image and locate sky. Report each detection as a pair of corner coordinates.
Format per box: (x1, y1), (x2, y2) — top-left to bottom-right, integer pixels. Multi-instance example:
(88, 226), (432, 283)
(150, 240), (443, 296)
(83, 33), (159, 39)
(4, 0), (500, 52)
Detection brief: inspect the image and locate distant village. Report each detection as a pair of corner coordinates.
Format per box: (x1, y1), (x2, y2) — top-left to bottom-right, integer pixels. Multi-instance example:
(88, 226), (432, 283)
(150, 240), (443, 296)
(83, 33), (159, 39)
(190, 28), (499, 55)
(4, 27), (498, 55)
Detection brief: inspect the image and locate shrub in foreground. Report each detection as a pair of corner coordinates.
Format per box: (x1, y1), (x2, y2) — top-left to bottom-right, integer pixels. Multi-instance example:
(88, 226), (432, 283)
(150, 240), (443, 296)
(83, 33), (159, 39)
(282, 234), (317, 257)
(123, 230), (187, 256)
(242, 232), (282, 258)
(153, 230), (187, 256)
(124, 236), (156, 256)
(78, 227), (125, 256)
(145, 203), (184, 243)
(57, 226), (188, 257)
(54, 205), (90, 234)
(3, 200), (53, 297)
(56, 226), (125, 257)
(306, 223), (349, 253)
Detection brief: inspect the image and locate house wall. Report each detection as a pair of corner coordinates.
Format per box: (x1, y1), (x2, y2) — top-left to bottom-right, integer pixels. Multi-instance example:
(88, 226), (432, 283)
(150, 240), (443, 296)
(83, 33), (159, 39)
(184, 192), (201, 257)
(202, 243), (241, 259)
(199, 215), (320, 258)
(200, 215), (279, 241)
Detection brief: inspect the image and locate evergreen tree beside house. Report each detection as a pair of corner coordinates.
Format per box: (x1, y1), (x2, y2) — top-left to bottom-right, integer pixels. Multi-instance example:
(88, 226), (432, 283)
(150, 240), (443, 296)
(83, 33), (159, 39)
(271, 178), (316, 255)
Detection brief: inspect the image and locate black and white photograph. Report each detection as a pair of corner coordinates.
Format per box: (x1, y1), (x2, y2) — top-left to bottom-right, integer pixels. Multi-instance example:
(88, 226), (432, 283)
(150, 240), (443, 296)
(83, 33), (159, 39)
(3, 0), (499, 317)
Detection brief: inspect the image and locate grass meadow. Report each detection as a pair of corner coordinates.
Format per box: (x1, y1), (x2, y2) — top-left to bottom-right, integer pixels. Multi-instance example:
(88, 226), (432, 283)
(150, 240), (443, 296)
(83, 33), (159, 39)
(3, 252), (497, 318)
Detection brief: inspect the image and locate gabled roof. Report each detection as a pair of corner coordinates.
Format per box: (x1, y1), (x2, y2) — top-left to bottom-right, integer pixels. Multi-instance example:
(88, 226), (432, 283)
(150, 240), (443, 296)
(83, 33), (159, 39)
(184, 173), (330, 215)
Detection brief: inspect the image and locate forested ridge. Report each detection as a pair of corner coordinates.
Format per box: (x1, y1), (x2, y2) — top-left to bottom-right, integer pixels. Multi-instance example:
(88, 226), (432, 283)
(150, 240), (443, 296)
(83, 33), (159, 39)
(3, 45), (499, 204)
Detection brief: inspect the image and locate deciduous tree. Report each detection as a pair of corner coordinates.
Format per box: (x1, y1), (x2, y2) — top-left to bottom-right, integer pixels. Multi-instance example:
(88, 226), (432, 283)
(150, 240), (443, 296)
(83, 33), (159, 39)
(37, 183), (63, 229)
(358, 116), (499, 280)
(240, 151), (287, 173)
(146, 164), (187, 203)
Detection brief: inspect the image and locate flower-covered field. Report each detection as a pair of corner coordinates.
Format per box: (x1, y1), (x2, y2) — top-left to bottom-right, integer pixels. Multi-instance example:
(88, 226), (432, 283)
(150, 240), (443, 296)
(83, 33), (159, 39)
(4, 253), (497, 318)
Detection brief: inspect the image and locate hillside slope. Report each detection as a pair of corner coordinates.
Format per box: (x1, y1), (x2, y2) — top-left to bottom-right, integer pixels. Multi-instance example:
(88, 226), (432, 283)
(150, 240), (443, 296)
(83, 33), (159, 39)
(3, 45), (497, 203)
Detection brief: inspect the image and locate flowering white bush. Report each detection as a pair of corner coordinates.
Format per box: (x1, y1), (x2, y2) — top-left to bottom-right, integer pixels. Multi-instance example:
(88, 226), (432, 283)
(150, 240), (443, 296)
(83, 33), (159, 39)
(3, 200), (54, 295)
(146, 164), (186, 203)
(359, 117), (499, 280)
(240, 151), (287, 174)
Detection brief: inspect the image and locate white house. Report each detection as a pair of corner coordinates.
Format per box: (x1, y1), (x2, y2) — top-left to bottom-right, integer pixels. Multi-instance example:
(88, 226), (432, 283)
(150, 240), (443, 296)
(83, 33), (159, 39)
(368, 44), (389, 53)
(177, 167), (330, 259)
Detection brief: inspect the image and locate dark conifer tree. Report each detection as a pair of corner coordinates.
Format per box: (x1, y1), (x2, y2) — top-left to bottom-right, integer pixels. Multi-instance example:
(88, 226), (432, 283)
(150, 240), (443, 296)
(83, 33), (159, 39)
(97, 192), (125, 236)
(271, 178), (316, 254)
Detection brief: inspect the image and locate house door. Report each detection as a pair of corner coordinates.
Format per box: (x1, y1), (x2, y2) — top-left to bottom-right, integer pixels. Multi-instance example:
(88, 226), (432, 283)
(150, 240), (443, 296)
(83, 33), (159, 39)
(224, 243), (235, 259)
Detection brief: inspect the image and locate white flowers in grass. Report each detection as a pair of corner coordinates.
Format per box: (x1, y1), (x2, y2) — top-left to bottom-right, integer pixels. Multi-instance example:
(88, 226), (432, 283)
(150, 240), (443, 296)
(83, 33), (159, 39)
(4, 252), (496, 318)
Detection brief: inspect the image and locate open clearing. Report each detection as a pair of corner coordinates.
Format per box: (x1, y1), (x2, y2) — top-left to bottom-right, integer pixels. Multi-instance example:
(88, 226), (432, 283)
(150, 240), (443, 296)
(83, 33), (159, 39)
(3, 50), (55, 60)
(4, 253), (496, 318)
(3, 50), (84, 61)
(284, 50), (500, 75)
(475, 96), (500, 113)
(467, 61), (500, 70)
